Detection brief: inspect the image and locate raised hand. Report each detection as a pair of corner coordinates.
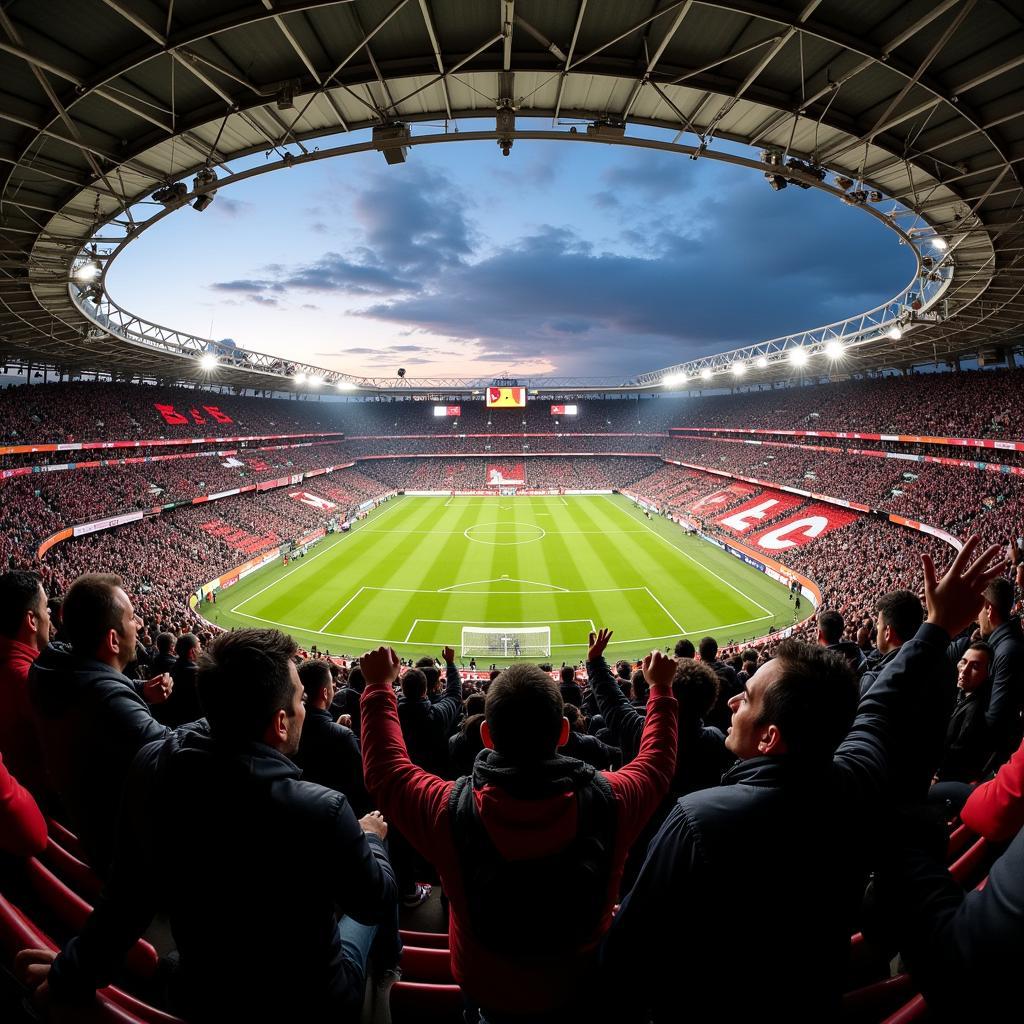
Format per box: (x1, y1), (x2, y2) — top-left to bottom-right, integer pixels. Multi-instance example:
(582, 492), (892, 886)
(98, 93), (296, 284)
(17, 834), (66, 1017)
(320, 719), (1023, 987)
(143, 672), (173, 705)
(922, 535), (1008, 637)
(442, 645), (456, 664)
(588, 628), (613, 661)
(336, 713), (353, 728)
(359, 646), (402, 690)
(642, 649), (676, 694)
(359, 810), (388, 840)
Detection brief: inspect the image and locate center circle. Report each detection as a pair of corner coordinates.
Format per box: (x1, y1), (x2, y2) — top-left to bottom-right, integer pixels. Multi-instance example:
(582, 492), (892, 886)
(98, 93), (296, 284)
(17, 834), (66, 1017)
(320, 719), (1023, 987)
(464, 522), (546, 546)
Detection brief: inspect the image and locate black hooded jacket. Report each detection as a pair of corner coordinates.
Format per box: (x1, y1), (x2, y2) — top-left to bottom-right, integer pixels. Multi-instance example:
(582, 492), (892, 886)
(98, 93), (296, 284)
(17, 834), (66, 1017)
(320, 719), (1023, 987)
(27, 642), (177, 873)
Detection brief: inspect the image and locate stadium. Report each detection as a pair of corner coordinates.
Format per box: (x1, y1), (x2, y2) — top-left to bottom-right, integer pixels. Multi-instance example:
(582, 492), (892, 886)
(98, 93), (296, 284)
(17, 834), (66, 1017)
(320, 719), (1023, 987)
(0, 1), (1022, 1022)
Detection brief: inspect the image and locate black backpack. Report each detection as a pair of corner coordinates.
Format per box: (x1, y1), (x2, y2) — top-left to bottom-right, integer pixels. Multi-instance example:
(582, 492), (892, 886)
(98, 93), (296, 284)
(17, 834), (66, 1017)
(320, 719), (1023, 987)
(447, 767), (617, 958)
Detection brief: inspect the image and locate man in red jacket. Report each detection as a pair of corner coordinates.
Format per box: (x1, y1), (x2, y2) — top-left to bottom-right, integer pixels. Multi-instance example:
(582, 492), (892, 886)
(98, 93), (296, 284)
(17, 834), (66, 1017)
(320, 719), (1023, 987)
(0, 571), (51, 798)
(360, 634), (678, 1022)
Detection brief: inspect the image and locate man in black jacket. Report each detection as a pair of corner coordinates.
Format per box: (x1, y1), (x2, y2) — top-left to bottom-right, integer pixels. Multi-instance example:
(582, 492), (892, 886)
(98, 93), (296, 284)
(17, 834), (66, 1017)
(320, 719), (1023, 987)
(976, 576), (1024, 762)
(149, 632), (177, 676)
(934, 641), (995, 787)
(296, 658), (370, 813)
(699, 635), (740, 733)
(818, 607), (868, 676)
(603, 536), (1005, 1022)
(156, 633), (203, 728)
(18, 628), (398, 1023)
(859, 590), (924, 697)
(28, 573), (179, 873)
(397, 645), (462, 776)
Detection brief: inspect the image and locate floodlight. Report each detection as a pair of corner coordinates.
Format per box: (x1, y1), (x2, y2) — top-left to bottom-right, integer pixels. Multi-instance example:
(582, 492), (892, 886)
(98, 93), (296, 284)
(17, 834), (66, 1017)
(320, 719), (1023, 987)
(308, 376), (322, 388)
(700, 367), (713, 380)
(732, 362), (747, 376)
(662, 373), (686, 387)
(295, 372), (307, 385)
(755, 356), (769, 369)
(789, 347), (809, 367)
(337, 380), (355, 391)
(74, 261), (100, 283)
(887, 324), (903, 341)
(931, 237), (948, 251)
(199, 353), (218, 370)
(825, 340), (844, 359)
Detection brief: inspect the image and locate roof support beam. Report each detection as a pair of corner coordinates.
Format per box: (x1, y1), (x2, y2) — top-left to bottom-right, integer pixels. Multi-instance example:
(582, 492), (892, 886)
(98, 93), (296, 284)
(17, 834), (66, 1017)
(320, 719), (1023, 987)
(621, 2), (692, 120)
(552, 0), (586, 125)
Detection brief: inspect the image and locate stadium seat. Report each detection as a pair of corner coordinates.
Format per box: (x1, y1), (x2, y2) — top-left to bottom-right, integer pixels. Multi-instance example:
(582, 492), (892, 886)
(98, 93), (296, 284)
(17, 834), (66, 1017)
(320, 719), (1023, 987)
(400, 944), (455, 984)
(945, 822), (975, 861)
(841, 973), (917, 1022)
(24, 858), (159, 980)
(40, 835), (104, 903)
(948, 836), (993, 888)
(881, 993), (929, 1024)
(46, 817), (87, 861)
(400, 928), (450, 949)
(390, 979), (464, 1024)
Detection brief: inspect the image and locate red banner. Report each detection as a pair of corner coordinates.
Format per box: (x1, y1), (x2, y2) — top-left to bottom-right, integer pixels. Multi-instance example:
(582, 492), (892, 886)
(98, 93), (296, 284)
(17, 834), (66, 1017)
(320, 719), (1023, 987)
(715, 491), (804, 534)
(670, 426), (1024, 453)
(155, 403), (233, 425)
(485, 462), (526, 486)
(288, 491), (337, 511)
(751, 503), (859, 552)
(689, 482), (757, 515)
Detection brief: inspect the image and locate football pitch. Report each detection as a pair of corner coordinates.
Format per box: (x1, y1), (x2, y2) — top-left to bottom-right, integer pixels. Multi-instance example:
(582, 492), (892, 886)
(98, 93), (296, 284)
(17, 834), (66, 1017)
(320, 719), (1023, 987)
(202, 494), (797, 664)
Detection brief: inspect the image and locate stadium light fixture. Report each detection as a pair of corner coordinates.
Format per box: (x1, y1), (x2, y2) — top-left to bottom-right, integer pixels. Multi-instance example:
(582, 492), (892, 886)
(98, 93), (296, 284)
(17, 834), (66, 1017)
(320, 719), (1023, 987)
(931, 237), (948, 251)
(887, 324), (903, 341)
(295, 372), (307, 385)
(308, 376), (322, 388)
(755, 356), (769, 369)
(662, 373), (686, 387)
(824, 340), (844, 360)
(789, 347), (809, 367)
(700, 367), (713, 381)
(732, 362), (747, 376)
(73, 260), (100, 283)
(199, 353), (218, 370)
(337, 379), (356, 391)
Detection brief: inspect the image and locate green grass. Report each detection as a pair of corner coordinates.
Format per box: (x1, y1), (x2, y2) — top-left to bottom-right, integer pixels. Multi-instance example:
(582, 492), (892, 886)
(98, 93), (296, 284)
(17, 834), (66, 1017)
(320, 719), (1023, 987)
(201, 494), (798, 664)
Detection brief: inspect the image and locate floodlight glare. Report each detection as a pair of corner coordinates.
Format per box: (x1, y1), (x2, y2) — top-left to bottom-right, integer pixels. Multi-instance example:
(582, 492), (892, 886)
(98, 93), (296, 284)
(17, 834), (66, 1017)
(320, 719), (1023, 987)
(732, 362), (747, 376)
(295, 372), (307, 385)
(887, 324), (903, 340)
(662, 373), (686, 387)
(755, 356), (769, 369)
(931, 237), (948, 251)
(337, 380), (356, 391)
(308, 376), (322, 388)
(199, 353), (218, 370)
(825, 340), (845, 359)
(700, 367), (713, 381)
(74, 261), (99, 283)
(789, 347), (809, 367)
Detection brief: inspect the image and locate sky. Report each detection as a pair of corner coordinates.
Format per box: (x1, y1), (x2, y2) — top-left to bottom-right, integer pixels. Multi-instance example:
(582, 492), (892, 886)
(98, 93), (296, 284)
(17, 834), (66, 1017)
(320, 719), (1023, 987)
(107, 123), (915, 380)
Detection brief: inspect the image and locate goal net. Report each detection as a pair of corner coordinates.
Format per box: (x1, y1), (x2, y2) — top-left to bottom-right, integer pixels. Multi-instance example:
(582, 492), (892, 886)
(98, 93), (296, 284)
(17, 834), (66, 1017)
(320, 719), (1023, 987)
(461, 626), (551, 659)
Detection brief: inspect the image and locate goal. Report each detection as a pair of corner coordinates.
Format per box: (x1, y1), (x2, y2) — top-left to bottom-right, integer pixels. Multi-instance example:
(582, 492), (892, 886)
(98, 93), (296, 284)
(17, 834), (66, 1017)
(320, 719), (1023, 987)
(461, 626), (551, 659)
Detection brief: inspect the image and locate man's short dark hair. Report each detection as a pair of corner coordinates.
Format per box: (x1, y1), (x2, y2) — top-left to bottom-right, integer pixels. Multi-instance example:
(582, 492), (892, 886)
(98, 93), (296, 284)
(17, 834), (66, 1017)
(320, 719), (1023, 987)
(698, 636), (718, 663)
(62, 574), (126, 655)
(0, 571), (44, 638)
(198, 629), (298, 741)
(873, 590), (924, 644)
(672, 659), (720, 721)
(485, 663), (564, 762)
(414, 656), (440, 689)
(465, 693), (486, 717)
(175, 633), (200, 658)
(966, 641), (994, 669)
(298, 658), (332, 697)
(761, 640), (858, 761)
(817, 609), (846, 645)
(614, 659), (632, 681)
(984, 577), (1015, 620)
(560, 666), (576, 685)
(155, 631), (176, 655)
(674, 638), (695, 659)
(401, 668), (427, 700)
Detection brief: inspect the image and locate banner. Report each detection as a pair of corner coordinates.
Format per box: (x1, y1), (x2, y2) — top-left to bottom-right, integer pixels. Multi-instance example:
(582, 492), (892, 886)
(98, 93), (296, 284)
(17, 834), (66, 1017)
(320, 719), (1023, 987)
(72, 510), (144, 537)
(486, 386), (526, 408)
(751, 503), (859, 552)
(715, 491), (804, 535)
(288, 491), (337, 511)
(485, 462), (526, 486)
(433, 405), (461, 417)
(689, 482), (757, 515)
(551, 404), (578, 416)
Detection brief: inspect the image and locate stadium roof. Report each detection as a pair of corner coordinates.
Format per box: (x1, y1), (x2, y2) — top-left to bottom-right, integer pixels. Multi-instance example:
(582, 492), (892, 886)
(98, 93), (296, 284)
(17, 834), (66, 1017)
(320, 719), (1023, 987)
(0, 0), (1021, 393)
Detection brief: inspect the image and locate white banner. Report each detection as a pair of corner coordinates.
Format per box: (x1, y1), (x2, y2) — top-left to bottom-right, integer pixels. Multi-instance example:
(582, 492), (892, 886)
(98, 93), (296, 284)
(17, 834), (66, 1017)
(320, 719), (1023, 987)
(72, 510), (144, 537)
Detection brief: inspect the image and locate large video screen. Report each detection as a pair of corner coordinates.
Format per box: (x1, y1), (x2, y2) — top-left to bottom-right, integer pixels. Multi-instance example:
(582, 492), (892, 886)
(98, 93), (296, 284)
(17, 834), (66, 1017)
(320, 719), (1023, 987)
(486, 386), (526, 408)
(486, 462), (526, 486)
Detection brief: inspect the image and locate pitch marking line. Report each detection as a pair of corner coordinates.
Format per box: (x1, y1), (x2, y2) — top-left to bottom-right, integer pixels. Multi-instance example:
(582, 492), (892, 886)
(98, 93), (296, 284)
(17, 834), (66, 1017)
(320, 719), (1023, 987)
(230, 495), (406, 614)
(318, 587), (366, 634)
(643, 586), (685, 634)
(356, 585), (649, 596)
(438, 577), (569, 592)
(603, 496), (773, 617)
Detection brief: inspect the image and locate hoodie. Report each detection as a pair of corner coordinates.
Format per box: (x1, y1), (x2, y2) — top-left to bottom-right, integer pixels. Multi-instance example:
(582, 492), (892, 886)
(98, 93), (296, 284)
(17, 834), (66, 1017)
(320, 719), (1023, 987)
(27, 642), (172, 873)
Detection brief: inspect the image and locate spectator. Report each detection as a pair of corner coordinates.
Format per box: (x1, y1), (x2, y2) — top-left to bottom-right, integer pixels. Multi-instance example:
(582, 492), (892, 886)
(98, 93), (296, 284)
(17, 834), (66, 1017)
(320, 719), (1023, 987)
(0, 570), (51, 797)
(817, 608), (867, 675)
(699, 635), (740, 732)
(933, 642), (996, 794)
(0, 751), (46, 857)
(27, 573), (178, 873)
(359, 640), (678, 1021)
(447, 712), (486, 780)
(976, 576), (1024, 762)
(602, 538), (1004, 1021)
(396, 646), (462, 778)
(295, 658), (369, 813)
(18, 628), (399, 1023)
(559, 665), (583, 708)
(151, 632), (177, 675)
(859, 590), (924, 696)
(561, 702), (620, 771)
(961, 732), (1024, 842)
(674, 637), (695, 658)
(158, 633), (202, 728)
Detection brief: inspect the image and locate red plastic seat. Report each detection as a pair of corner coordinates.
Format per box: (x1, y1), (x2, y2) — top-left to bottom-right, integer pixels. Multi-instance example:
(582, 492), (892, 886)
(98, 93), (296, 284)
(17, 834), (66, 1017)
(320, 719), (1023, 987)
(882, 993), (928, 1024)
(390, 979), (464, 1024)
(400, 927), (450, 949)
(41, 835), (104, 902)
(842, 973), (917, 1022)
(25, 857), (159, 980)
(945, 821), (975, 862)
(948, 836), (991, 888)
(46, 817), (88, 861)
(401, 944), (455, 984)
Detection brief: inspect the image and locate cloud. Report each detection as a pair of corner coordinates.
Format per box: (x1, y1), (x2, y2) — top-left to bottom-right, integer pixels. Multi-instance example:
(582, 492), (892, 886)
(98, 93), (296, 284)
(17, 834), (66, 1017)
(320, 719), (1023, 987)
(210, 197), (254, 218)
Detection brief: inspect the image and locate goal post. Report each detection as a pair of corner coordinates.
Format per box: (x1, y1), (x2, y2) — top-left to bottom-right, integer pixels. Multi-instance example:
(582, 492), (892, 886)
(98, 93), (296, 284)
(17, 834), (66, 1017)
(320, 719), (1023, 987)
(461, 626), (551, 659)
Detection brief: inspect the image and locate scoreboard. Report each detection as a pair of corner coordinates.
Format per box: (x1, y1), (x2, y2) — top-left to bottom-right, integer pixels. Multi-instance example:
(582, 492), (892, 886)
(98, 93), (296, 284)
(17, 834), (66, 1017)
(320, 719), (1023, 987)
(486, 386), (526, 408)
